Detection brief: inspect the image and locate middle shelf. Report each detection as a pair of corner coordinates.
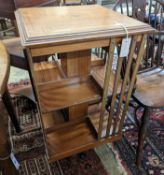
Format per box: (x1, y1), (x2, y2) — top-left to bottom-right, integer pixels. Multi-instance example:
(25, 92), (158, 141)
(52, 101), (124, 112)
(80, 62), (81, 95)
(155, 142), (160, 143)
(38, 76), (102, 113)
(32, 54), (106, 114)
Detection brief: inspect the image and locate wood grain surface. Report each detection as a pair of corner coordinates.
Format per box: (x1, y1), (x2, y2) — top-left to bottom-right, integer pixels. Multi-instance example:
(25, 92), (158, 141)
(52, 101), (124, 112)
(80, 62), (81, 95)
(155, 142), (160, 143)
(38, 76), (102, 113)
(0, 41), (10, 96)
(15, 5), (153, 47)
(135, 68), (164, 107)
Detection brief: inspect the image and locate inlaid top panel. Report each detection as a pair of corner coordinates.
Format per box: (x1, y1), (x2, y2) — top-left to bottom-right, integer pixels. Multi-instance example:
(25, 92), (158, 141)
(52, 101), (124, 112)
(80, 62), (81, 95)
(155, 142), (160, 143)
(15, 5), (153, 47)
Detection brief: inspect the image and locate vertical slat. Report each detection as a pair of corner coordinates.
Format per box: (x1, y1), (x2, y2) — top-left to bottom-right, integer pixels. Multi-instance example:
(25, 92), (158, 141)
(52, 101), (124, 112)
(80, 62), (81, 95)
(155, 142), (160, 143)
(154, 2), (158, 29)
(95, 48), (98, 56)
(120, 2), (123, 14)
(136, 107), (150, 168)
(118, 34), (147, 134)
(145, 36), (150, 68)
(148, 0), (153, 25)
(159, 8), (162, 31)
(156, 32), (163, 66)
(160, 7), (163, 31)
(101, 48), (104, 59)
(151, 34), (156, 67)
(98, 48), (100, 58)
(105, 51), (108, 62)
(157, 32), (161, 66)
(112, 35), (138, 134)
(105, 54), (123, 137)
(98, 39), (115, 139)
(125, 0), (129, 16)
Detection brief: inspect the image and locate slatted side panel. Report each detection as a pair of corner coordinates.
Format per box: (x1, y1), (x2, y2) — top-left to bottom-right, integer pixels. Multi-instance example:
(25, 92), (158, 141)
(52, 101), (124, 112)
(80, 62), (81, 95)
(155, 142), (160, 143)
(62, 0), (95, 6)
(156, 32), (164, 66)
(97, 34), (147, 139)
(148, 0), (164, 30)
(140, 31), (164, 70)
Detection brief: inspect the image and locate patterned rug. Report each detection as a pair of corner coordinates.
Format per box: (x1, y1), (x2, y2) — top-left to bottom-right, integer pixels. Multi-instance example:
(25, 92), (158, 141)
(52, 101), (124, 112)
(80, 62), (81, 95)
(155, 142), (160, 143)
(113, 105), (164, 175)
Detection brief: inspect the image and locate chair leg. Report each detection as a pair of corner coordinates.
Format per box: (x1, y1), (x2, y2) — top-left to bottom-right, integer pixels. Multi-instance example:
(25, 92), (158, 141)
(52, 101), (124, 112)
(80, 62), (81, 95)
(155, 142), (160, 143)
(0, 107), (19, 175)
(134, 105), (142, 128)
(2, 89), (21, 133)
(136, 107), (150, 168)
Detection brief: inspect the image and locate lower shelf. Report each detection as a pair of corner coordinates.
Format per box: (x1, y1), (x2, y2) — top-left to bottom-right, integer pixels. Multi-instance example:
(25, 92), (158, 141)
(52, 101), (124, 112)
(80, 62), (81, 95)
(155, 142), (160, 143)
(46, 118), (97, 162)
(43, 115), (121, 162)
(89, 109), (113, 138)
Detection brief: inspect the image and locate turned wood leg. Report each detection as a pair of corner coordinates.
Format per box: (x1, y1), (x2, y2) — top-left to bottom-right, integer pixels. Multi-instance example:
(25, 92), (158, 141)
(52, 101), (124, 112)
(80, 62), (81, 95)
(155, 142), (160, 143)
(136, 107), (150, 168)
(2, 89), (21, 133)
(134, 105), (141, 128)
(0, 152), (19, 175)
(0, 107), (19, 175)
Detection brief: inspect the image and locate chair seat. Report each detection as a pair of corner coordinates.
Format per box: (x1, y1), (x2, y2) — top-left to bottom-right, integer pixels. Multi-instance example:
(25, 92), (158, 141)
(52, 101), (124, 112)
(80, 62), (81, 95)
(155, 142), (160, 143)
(2, 37), (49, 69)
(0, 41), (10, 95)
(134, 68), (164, 107)
(3, 37), (24, 58)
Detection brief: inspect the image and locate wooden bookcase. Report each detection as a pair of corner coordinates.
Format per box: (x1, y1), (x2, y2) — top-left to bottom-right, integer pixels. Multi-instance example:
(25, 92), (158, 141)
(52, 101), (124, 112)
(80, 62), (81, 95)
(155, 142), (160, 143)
(15, 5), (154, 162)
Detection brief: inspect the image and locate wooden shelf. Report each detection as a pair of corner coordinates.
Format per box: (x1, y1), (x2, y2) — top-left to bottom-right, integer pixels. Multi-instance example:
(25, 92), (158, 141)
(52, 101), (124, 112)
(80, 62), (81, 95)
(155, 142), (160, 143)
(91, 65), (123, 96)
(34, 61), (66, 84)
(88, 104), (114, 138)
(43, 114), (120, 162)
(46, 118), (97, 162)
(46, 117), (96, 161)
(38, 76), (102, 113)
(91, 54), (105, 67)
(45, 118), (120, 162)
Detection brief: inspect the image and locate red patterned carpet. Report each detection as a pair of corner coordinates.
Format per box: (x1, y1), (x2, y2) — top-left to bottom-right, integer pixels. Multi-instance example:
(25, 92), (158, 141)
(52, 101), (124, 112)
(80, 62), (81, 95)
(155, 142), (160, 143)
(113, 105), (164, 175)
